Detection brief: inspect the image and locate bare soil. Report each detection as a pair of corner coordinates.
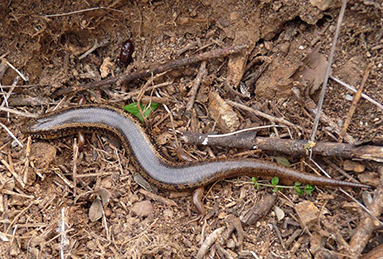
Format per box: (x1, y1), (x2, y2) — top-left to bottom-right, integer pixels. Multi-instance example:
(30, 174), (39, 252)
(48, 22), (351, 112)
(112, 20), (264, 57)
(0, 0), (382, 258)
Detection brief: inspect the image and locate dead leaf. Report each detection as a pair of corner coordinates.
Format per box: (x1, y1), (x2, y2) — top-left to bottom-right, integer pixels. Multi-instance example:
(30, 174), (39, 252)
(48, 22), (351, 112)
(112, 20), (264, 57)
(291, 46), (328, 94)
(94, 188), (111, 205)
(89, 198), (103, 222)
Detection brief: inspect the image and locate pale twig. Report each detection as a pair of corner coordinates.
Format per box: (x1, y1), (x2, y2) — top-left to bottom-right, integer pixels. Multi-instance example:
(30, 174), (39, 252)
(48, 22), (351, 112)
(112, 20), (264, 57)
(0, 122), (23, 147)
(198, 125), (290, 139)
(0, 107), (38, 118)
(311, 0), (348, 141)
(79, 39), (109, 60)
(1, 76), (19, 119)
(41, 6), (123, 18)
(330, 75), (383, 110)
(3, 60), (28, 81)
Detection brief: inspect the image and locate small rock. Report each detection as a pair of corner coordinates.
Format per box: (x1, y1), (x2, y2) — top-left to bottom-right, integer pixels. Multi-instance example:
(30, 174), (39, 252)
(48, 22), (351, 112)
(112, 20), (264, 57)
(274, 206), (285, 221)
(227, 239), (236, 249)
(343, 160), (366, 173)
(163, 209), (173, 219)
(295, 201), (319, 230)
(131, 200), (153, 218)
(310, 0), (332, 11)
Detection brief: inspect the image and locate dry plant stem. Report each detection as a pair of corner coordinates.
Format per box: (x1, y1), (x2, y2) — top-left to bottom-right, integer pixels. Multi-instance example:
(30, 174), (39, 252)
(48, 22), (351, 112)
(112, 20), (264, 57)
(311, 0), (347, 141)
(349, 167), (383, 256)
(363, 244), (383, 259)
(339, 64), (372, 141)
(330, 76), (383, 111)
(0, 122), (23, 147)
(23, 136), (32, 183)
(1, 157), (24, 188)
(0, 106), (38, 118)
(226, 100), (303, 131)
(186, 61), (207, 111)
(7, 96), (51, 106)
(52, 44), (247, 97)
(41, 6), (123, 17)
(272, 221), (286, 249)
(182, 131), (383, 162)
(78, 39), (109, 60)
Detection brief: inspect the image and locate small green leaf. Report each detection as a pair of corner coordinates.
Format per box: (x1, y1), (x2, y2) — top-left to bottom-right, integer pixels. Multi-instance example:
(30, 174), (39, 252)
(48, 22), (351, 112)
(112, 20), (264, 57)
(252, 177), (260, 189)
(271, 177), (279, 186)
(274, 156), (291, 167)
(123, 102), (160, 122)
(305, 184), (315, 194)
(294, 186), (304, 195)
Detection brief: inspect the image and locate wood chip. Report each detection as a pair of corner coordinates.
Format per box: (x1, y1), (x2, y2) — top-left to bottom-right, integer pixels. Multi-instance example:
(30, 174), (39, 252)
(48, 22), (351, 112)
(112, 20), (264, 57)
(208, 91), (240, 133)
(295, 201), (320, 230)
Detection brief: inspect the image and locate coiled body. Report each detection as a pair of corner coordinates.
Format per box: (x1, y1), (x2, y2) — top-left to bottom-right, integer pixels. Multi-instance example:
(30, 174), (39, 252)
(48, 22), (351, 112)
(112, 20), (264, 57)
(24, 105), (369, 191)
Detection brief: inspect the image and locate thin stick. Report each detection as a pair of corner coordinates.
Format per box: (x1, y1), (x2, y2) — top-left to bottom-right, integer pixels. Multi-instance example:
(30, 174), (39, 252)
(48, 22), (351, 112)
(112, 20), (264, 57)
(186, 61), (207, 111)
(3, 60), (28, 81)
(52, 44), (247, 97)
(226, 100), (303, 131)
(311, 0), (348, 141)
(339, 64), (372, 141)
(78, 39), (109, 60)
(0, 122), (23, 147)
(41, 6), (123, 18)
(0, 107), (38, 118)
(330, 75), (383, 110)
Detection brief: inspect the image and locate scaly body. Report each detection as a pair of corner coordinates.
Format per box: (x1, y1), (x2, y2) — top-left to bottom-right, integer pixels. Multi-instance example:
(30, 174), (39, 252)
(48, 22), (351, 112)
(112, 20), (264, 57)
(24, 105), (369, 192)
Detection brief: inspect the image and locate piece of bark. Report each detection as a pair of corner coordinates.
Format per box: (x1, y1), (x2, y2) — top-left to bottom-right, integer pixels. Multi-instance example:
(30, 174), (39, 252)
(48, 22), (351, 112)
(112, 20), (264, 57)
(241, 194), (276, 225)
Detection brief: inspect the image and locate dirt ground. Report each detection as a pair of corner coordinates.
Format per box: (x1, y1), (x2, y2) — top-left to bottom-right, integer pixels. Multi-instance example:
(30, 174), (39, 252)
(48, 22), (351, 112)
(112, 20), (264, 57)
(0, 0), (383, 258)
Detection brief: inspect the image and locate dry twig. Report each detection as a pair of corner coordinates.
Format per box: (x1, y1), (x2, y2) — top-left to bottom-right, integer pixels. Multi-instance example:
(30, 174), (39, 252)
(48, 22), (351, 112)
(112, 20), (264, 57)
(182, 132), (383, 162)
(311, 0), (348, 141)
(186, 61), (207, 111)
(52, 44), (247, 97)
(339, 64), (372, 141)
